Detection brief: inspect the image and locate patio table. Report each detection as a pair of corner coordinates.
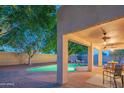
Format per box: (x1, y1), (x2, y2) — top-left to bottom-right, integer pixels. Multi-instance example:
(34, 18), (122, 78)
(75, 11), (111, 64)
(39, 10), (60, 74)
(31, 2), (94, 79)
(107, 62), (118, 71)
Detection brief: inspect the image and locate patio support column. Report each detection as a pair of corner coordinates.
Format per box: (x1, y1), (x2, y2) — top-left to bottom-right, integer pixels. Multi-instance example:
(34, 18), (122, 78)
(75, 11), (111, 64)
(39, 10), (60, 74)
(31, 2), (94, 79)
(57, 35), (68, 85)
(98, 49), (103, 67)
(88, 43), (94, 71)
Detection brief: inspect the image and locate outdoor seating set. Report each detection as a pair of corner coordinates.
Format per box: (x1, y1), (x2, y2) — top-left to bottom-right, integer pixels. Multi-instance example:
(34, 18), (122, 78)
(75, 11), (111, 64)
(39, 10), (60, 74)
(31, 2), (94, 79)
(69, 59), (85, 65)
(103, 61), (124, 88)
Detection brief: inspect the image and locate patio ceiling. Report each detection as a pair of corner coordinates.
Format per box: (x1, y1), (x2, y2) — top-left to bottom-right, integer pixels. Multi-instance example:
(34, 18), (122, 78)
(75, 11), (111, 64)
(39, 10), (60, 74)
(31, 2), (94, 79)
(72, 17), (124, 50)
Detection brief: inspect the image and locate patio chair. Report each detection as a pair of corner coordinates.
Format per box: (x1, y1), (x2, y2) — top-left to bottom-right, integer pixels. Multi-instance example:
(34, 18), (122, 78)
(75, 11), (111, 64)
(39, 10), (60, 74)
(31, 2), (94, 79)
(103, 63), (111, 70)
(103, 64), (123, 88)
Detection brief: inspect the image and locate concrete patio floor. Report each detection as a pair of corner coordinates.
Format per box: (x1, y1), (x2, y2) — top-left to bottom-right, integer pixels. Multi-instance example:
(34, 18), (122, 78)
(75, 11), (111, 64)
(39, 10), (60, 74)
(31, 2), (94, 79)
(0, 63), (103, 88)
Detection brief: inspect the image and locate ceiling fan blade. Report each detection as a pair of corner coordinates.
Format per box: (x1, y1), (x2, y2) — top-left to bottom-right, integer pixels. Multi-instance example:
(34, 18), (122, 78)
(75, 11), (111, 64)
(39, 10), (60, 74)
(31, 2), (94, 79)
(106, 42), (124, 46)
(101, 28), (111, 41)
(102, 36), (111, 40)
(101, 28), (106, 35)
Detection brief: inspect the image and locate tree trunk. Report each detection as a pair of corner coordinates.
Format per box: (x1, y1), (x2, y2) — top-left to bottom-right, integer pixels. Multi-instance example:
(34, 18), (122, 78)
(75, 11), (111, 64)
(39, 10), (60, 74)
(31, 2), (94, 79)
(28, 56), (31, 65)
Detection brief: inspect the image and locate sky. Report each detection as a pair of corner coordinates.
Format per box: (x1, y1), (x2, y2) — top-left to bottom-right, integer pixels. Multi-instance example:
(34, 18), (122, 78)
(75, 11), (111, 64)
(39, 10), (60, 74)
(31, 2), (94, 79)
(56, 5), (61, 10)
(94, 48), (109, 56)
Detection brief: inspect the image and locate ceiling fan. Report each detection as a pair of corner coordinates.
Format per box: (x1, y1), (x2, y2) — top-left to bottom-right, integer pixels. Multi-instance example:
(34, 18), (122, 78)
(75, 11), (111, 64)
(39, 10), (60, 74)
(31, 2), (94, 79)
(101, 28), (111, 42)
(101, 28), (124, 50)
(101, 28), (111, 49)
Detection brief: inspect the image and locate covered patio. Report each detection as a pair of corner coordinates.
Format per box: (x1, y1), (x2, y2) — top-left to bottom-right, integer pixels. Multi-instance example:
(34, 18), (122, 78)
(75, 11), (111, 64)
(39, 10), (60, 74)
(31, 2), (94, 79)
(57, 6), (124, 86)
(0, 64), (101, 88)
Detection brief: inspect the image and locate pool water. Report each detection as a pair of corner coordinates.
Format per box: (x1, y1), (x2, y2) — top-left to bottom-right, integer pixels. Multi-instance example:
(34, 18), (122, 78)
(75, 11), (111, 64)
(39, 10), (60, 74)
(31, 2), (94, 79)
(27, 63), (87, 72)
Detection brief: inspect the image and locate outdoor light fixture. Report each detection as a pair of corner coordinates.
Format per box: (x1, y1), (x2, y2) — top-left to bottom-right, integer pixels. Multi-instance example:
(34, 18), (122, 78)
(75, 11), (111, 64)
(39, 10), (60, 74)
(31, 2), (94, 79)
(103, 41), (107, 45)
(110, 48), (114, 52)
(103, 41), (107, 49)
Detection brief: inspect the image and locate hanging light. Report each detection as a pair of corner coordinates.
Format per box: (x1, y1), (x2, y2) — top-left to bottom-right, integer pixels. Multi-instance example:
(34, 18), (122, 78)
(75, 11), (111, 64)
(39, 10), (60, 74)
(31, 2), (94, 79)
(103, 41), (107, 45)
(110, 48), (114, 52)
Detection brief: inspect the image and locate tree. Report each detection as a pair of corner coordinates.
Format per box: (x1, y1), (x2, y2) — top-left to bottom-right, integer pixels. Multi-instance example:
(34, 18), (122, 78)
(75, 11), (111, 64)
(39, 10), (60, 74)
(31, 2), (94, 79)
(0, 5), (88, 64)
(14, 30), (44, 65)
(110, 49), (124, 63)
(42, 24), (57, 54)
(0, 5), (56, 65)
(68, 41), (88, 56)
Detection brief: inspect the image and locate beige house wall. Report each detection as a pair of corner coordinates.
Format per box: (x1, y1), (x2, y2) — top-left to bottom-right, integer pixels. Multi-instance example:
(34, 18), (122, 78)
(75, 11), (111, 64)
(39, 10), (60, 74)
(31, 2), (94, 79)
(57, 6), (124, 84)
(0, 52), (57, 66)
(58, 6), (124, 35)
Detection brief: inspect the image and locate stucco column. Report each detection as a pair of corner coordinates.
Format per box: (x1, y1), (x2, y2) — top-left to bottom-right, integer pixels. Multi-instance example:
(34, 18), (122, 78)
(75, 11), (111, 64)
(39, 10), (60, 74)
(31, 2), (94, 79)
(88, 44), (94, 71)
(57, 35), (68, 85)
(98, 49), (103, 67)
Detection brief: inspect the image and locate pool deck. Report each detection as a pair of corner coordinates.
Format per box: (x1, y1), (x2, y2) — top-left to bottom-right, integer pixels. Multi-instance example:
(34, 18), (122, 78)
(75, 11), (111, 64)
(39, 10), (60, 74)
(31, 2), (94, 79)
(0, 63), (102, 88)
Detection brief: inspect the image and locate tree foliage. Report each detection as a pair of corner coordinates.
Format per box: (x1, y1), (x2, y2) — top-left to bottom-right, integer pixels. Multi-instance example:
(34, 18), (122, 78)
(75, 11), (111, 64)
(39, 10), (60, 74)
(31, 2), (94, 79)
(68, 41), (88, 55)
(0, 5), (88, 62)
(42, 24), (57, 54)
(0, 5), (56, 64)
(110, 49), (124, 63)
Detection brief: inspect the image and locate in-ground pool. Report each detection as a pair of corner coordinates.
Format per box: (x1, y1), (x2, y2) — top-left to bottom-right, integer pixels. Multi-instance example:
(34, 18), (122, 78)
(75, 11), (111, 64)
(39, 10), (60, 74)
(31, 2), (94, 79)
(27, 63), (87, 72)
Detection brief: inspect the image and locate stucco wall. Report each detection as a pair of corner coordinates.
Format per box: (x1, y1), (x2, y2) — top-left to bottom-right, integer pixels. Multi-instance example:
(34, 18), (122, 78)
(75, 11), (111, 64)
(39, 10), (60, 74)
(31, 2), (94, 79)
(0, 52), (57, 66)
(58, 6), (124, 35)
